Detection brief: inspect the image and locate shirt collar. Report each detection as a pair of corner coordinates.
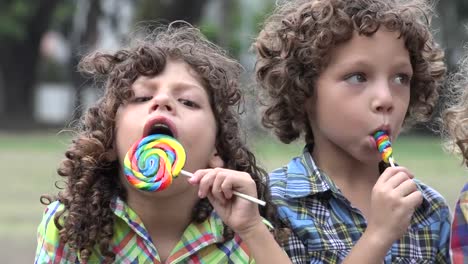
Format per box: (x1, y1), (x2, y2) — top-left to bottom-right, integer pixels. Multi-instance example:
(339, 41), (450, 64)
(283, 145), (432, 212)
(284, 145), (338, 198)
(110, 196), (225, 246)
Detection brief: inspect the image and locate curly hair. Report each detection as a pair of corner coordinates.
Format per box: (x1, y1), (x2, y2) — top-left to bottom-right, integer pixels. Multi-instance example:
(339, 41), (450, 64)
(254, 0), (446, 144)
(441, 51), (468, 167)
(41, 23), (279, 262)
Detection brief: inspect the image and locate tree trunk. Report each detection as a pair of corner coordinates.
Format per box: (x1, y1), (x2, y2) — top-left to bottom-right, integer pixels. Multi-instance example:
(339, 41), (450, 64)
(137, 0), (208, 26)
(70, 0), (102, 121)
(159, 0), (208, 24)
(0, 0), (60, 128)
(69, 0), (209, 121)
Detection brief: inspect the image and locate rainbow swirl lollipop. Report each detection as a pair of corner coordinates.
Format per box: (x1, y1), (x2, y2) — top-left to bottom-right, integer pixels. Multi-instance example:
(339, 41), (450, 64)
(373, 130), (395, 167)
(124, 134), (186, 191)
(124, 134), (266, 205)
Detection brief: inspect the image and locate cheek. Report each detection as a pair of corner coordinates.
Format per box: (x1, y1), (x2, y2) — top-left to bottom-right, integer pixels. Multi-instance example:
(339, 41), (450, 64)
(397, 95), (410, 122)
(114, 121), (136, 163)
(114, 132), (128, 165)
(186, 117), (217, 147)
(304, 97), (316, 122)
(397, 87), (410, 107)
(199, 109), (218, 140)
(185, 116), (217, 157)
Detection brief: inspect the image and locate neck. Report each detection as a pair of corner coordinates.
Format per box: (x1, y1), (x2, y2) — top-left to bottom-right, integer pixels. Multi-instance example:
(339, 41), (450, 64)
(125, 186), (200, 238)
(311, 140), (382, 218)
(311, 140), (379, 190)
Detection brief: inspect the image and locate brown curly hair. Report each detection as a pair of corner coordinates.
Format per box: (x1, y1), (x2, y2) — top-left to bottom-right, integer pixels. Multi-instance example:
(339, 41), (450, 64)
(254, 0), (446, 144)
(441, 50), (468, 167)
(41, 23), (279, 262)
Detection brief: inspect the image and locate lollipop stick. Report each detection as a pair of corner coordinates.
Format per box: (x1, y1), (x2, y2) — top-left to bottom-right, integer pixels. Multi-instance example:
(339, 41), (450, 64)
(389, 157), (395, 168)
(179, 170), (266, 206)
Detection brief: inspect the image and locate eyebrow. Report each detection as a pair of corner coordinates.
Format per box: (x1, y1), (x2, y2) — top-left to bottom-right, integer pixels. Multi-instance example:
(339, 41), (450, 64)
(132, 79), (204, 93)
(332, 57), (413, 72)
(173, 82), (205, 92)
(392, 60), (413, 72)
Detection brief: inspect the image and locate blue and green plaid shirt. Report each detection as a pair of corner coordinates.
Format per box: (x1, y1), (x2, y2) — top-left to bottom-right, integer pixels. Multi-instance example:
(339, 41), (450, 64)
(269, 146), (451, 263)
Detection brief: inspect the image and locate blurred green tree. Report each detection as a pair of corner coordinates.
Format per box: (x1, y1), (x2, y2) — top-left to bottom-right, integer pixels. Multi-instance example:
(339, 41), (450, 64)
(136, 0), (208, 25)
(69, 0), (209, 121)
(0, 0), (61, 127)
(437, 0), (468, 70)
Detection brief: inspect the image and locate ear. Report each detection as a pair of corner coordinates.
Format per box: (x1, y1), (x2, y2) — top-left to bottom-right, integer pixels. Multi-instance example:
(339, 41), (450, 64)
(208, 150), (224, 168)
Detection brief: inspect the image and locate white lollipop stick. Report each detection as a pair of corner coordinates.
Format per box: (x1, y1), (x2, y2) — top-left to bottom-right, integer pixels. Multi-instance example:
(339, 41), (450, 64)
(389, 157), (395, 167)
(179, 170), (266, 206)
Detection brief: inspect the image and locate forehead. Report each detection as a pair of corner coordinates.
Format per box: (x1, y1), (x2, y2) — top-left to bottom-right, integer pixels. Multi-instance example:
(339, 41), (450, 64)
(326, 29), (410, 68)
(132, 60), (207, 92)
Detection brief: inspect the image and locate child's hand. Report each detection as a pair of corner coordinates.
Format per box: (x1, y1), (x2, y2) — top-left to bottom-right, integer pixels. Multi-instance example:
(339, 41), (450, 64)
(367, 166), (423, 244)
(188, 168), (263, 236)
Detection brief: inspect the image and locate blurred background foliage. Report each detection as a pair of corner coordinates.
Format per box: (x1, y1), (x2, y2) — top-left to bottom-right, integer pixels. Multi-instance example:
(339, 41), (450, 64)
(0, 0), (467, 130)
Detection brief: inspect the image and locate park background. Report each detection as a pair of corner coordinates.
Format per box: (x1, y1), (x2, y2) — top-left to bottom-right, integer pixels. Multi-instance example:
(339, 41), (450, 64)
(1, 0), (467, 262)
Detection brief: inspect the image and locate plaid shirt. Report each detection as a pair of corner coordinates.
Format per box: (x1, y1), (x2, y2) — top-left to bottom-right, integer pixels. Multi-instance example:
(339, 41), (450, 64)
(451, 182), (468, 264)
(269, 146), (451, 263)
(35, 197), (259, 264)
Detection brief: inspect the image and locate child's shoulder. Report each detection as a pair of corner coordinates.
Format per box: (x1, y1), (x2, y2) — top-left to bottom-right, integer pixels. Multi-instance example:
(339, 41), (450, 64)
(458, 181), (468, 194)
(414, 179), (449, 207)
(39, 200), (63, 220)
(35, 201), (74, 263)
(267, 152), (317, 206)
(413, 179), (450, 222)
(37, 200), (64, 236)
(269, 154), (309, 184)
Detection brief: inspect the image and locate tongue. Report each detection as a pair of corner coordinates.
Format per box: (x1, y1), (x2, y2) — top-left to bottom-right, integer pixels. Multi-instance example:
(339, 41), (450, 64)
(148, 124), (173, 137)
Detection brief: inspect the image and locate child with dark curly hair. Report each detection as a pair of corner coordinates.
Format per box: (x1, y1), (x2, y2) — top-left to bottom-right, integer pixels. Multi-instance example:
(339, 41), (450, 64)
(441, 50), (468, 264)
(254, 0), (450, 263)
(34, 23), (291, 264)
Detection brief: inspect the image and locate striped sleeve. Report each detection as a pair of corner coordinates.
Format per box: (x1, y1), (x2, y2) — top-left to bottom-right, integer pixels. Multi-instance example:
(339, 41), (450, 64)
(34, 201), (77, 264)
(451, 183), (468, 264)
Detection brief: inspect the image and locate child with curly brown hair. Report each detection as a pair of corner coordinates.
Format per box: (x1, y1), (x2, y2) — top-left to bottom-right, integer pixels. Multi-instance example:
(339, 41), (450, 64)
(254, 0), (450, 263)
(34, 23), (291, 264)
(441, 50), (468, 264)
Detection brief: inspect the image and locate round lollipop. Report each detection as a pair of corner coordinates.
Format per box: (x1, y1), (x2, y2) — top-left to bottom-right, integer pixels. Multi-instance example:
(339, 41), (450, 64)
(373, 130), (395, 167)
(123, 134), (266, 206)
(124, 134), (186, 191)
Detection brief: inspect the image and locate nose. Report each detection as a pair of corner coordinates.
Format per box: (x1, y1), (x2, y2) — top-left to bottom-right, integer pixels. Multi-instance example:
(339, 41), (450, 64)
(371, 81), (394, 114)
(149, 93), (174, 113)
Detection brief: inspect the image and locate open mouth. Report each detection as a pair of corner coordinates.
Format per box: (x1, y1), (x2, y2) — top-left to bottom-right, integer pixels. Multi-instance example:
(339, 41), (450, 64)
(371, 126), (391, 138)
(147, 123), (174, 138)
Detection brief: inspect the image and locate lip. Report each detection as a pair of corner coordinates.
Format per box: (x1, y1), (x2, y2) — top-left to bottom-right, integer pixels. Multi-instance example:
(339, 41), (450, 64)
(143, 116), (178, 139)
(371, 124), (392, 138)
(370, 125), (392, 149)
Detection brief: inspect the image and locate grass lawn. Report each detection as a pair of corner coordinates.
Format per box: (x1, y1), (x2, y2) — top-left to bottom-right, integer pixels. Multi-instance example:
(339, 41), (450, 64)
(1, 131), (465, 262)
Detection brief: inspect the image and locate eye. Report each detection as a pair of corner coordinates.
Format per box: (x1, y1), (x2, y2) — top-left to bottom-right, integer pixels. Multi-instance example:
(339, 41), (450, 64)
(131, 96), (152, 103)
(178, 98), (199, 108)
(345, 73), (367, 84)
(393, 73), (412, 86)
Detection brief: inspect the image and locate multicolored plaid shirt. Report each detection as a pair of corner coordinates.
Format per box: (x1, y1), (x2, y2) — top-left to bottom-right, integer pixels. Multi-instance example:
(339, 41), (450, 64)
(269, 146), (451, 263)
(451, 182), (468, 264)
(35, 196), (260, 263)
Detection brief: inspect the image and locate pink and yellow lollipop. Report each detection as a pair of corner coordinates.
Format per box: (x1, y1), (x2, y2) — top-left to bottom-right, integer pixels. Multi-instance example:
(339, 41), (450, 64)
(124, 134), (186, 191)
(373, 131), (395, 167)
